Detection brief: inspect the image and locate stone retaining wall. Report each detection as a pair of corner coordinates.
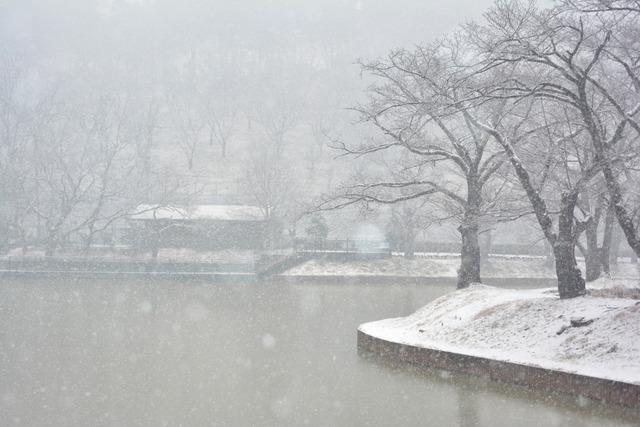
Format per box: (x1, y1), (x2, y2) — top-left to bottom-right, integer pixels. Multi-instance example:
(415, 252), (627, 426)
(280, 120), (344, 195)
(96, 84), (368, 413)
(0, 258), (254, 273)
(357, 329), (640, 408)
(0, 269), (256, 282)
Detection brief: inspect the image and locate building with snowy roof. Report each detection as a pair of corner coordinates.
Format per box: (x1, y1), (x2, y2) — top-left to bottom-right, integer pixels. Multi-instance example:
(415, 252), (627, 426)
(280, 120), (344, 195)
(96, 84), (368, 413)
(127, 204), (267, 251)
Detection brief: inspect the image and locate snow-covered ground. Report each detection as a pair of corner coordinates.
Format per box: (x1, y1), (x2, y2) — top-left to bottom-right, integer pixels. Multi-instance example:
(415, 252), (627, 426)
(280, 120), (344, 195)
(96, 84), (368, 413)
(284, 255), (640, 279)
(359, 278), (640, 385)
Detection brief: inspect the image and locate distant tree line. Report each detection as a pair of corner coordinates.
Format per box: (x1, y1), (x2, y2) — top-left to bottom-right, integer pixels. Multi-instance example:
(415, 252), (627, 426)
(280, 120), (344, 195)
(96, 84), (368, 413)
(0, 0), (372, 255)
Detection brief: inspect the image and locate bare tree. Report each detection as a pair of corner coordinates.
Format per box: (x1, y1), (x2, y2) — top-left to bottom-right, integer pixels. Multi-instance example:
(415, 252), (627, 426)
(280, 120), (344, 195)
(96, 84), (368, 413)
(200, 74), (239, 158)
(174, 95), (205, 171)
(564, 0), (640, 13)
(243, 144), (298, 249)
(14, 73), (189, 257)
(250, 69), (307, 157)
(470, 0), (640, 263)
(386, 198), (433, 259)
(0, 54), (42, 253)
(318, 43), (515, 288)
(452, 0), (640, 296)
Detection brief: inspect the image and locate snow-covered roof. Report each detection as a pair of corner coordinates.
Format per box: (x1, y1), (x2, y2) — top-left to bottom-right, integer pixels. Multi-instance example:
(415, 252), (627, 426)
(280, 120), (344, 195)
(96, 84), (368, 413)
(130, 204), (264, 222)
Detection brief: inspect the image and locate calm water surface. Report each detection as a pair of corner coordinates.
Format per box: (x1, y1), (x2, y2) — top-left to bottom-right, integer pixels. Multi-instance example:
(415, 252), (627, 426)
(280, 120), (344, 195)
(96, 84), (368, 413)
(0, 276), (638, 426)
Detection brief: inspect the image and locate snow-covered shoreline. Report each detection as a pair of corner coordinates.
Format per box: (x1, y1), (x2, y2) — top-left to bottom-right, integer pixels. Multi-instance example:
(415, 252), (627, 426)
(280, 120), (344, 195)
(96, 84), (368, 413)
(359, 278), (640, 385)
(285, 256), (640, 280)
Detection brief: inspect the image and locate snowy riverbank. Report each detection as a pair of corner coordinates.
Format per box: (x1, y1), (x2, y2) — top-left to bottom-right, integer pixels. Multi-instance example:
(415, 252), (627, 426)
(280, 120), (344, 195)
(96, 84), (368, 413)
(359, 278), (640, 385)
(284, 255), (640, 280)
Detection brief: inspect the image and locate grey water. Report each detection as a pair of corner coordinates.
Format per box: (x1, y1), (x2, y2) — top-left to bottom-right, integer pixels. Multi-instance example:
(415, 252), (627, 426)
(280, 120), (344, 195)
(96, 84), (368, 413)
(0, 277), (637, 426)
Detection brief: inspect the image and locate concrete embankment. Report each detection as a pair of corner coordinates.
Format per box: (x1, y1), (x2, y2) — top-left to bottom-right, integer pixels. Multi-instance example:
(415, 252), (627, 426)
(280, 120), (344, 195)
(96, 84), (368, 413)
(0, 258), (257, 281)
(357, 329), (640, 408)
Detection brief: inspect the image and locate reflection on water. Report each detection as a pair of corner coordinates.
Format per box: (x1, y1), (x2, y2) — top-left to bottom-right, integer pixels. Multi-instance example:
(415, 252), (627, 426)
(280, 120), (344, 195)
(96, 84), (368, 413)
(0, 277), (637, 426)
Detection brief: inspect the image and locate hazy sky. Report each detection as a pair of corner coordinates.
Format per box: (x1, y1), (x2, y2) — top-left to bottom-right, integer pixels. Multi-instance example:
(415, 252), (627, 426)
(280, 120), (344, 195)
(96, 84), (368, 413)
(2, 0), (499, 60)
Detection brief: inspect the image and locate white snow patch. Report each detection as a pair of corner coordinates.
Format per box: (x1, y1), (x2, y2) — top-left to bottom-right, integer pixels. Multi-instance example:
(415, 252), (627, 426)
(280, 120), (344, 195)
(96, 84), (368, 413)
(270, 396), (293, 418)
(184, 301), (210, 322)
(137, 300), (153, 313)
(359, 282), (640, 385)
(130, 204), (263, 221)
(261, 333), (276, 349)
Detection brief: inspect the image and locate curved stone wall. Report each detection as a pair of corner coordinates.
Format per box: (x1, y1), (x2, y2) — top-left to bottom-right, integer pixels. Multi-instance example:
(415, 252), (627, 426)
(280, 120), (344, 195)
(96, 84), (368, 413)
(357, 329), (640, 408)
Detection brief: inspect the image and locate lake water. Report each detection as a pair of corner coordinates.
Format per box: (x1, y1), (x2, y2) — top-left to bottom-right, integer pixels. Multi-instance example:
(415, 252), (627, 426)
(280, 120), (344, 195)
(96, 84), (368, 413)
(0, 276), (638, 426)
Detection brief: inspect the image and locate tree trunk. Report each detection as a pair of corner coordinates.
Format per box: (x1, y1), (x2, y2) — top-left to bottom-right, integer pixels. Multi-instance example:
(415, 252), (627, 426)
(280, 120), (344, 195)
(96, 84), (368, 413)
(457, 179), (482, 289)
(403, 232), (416, 259)
(600, 203), (616, 276)
(554, 194), (586, 299)
(609, 224), (621, 266)
(480, 228), (492, 264)
(584, 217), (601, 282)
(402, 220), (416, 259)
(553, 241), (585, 298)
(474, 123), (585, 298)
(599, 153), (640, 258)
(544, 239), (555, 269)
(45, 237), (56, 257)
(18, 227), (28, 255)
(44, 225), (59, 257)
(82, 223), (96, 255)
(458, 223), (481, 289)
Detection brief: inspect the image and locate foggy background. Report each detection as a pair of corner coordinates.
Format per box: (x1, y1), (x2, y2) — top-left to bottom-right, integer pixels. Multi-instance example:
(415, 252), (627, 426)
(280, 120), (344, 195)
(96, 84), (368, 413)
(0, 0), (506, 255)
